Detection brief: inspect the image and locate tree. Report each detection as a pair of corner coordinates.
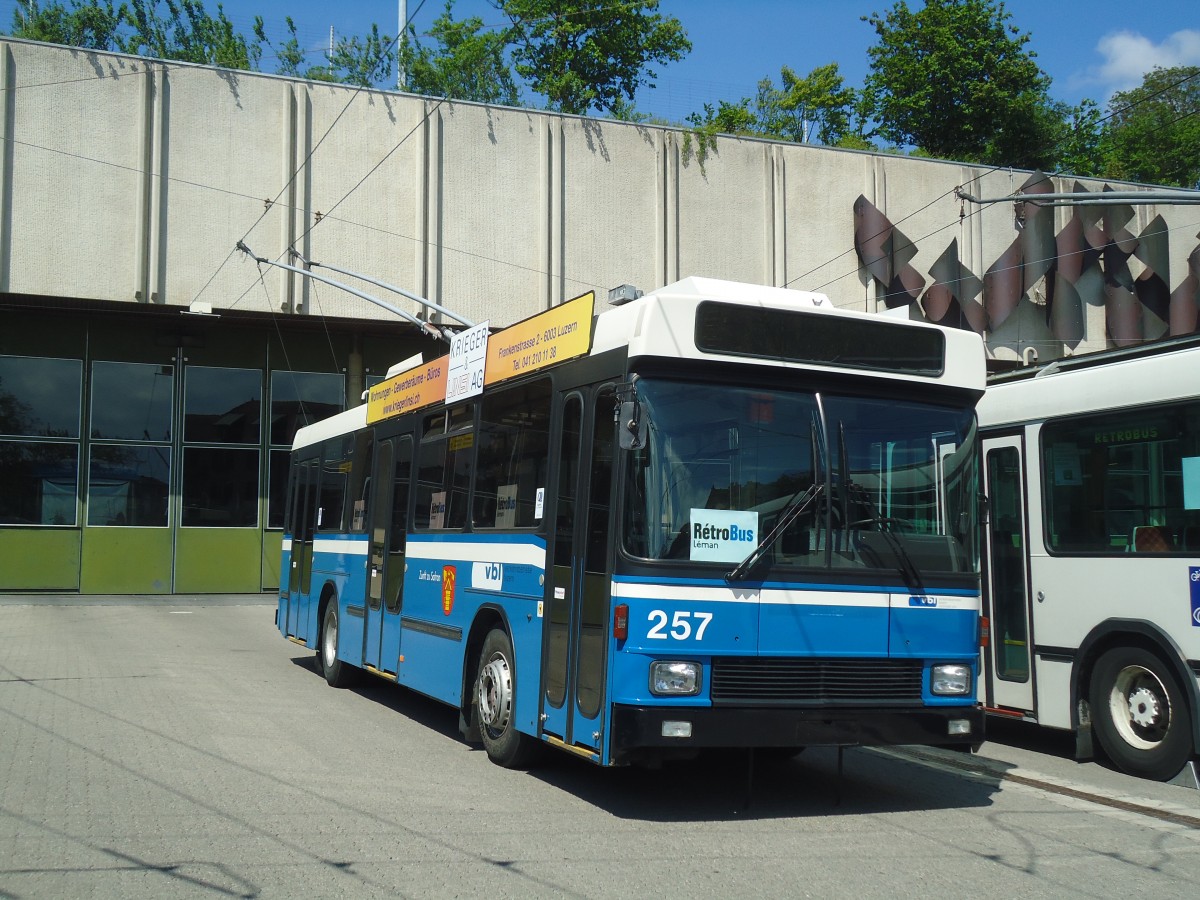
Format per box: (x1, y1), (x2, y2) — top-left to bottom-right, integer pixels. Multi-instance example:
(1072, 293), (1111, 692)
(400, 1), (518, 105)
(122, 0), (263, 69)
(492, 0), (690, 116)
(268, 17), (397, 87)
(862, 0), (1058, 168)
(10, 0), (265, 69)
(1102, 66), (1200, 188)
(320, 23), (395, 88)
(9, 0), (124, 50)
(1049, 98), (1106, 179)
(763, 63), (856, 146)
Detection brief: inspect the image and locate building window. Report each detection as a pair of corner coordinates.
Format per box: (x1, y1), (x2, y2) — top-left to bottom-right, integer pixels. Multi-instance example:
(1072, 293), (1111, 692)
(0, 355), (82, 438)
(269, 371), (344, 446)
(182, 447), (259, 527)
(267, 450), (290, 529)
(184, 366), (262, 444)
(90, 361), (173, 441)
(87, 444), (170, 526)
(0, 355), (83, 526)
(267, 371), (344, 528)
(181, 367), (262, 528)
(0, 441), (79, 525)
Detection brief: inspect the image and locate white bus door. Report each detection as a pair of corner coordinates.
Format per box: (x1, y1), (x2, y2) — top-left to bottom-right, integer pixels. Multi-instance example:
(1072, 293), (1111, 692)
(285, 458), (319, 641)
(543, 388), (617, 756)
(363, 435), (412, 676)
(982, 435), (1035, 712)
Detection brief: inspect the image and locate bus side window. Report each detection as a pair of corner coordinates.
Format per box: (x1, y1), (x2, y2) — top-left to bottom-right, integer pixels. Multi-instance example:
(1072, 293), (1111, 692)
(318, 435), (351, 532)
(415, 404), (473, 530)
(474, 379), (552, 529)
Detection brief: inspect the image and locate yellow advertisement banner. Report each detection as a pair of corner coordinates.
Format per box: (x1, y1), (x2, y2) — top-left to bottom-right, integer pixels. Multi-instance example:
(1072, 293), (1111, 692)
(366, 355), (448, 424)
(365, 291), (595, 425)
(484, 291), (595, 386)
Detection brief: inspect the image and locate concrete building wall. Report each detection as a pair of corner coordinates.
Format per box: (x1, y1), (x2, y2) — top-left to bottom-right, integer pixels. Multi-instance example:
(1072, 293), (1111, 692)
(2, 38), (1198, 362)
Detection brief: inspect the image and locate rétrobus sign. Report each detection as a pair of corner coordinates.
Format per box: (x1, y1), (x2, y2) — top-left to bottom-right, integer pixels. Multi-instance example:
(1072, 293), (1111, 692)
(366, 291), (595, 425)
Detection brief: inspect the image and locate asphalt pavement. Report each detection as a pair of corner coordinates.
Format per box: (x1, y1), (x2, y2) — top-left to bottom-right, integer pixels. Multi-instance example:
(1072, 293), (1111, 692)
(3, 590), (1198, 824)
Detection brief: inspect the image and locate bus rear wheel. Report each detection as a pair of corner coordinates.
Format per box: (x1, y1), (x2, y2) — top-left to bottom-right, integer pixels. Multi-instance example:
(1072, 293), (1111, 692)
(475, 629), (537, 768)
(1089, 646), (1193, 781)
(319, 601), (357, 688)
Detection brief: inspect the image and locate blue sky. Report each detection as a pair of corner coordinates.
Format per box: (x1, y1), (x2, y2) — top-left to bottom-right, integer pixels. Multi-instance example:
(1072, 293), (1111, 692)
(5, 0), (1199, 120)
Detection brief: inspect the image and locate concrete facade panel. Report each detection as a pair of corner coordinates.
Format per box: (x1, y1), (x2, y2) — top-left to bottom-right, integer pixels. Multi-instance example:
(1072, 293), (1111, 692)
(559, 118), (662, 308)
(1, 39), (1197, 361)
(4, 44), (146, 301)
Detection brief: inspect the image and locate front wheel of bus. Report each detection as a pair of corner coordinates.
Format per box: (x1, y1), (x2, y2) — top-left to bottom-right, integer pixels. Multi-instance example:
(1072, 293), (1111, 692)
(1090, 646), (1193, 781)
(476, 629), (538, 769)
(319, 601), (356, 689)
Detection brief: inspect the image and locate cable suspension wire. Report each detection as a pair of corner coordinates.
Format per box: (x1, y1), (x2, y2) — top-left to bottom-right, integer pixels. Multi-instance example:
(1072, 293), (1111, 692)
(289, 249), (475, 326)
(958, 188), (1200, 207)
(236, 241), (451, 342)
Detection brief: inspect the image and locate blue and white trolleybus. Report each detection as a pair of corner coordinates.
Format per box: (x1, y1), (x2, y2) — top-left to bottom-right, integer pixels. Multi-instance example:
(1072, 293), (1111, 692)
(278, 277), (988, 768)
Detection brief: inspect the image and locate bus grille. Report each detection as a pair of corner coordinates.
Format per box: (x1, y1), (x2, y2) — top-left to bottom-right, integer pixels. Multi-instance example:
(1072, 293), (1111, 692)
(709, 658), (924, 707)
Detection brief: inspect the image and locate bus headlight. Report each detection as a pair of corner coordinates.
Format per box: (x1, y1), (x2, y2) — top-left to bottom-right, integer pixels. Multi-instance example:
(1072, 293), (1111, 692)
(931, 664), (972, 695)
(650, 661), (702, 696)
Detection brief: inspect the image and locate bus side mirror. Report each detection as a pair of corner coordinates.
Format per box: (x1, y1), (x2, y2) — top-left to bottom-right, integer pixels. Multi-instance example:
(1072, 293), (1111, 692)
(618, 400), (647, 450)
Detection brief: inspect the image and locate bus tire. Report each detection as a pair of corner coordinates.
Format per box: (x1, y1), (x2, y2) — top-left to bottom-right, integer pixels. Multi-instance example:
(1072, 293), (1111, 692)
(1089, 646), (1193, 781)
(475, 628), (537, 768)
(319, 601), (357, 688)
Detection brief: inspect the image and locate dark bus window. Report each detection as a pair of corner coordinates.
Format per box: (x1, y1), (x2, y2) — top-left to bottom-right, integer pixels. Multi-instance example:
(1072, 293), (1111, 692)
(1042, 401), (1200, 554)
(474, 379), (552, 528)
(415, 413), (474, 531)
(318, 436), (351, 532)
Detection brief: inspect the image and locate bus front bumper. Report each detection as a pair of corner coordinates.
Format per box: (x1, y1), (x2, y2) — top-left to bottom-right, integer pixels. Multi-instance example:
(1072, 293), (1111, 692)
(610, 703), (985, 762)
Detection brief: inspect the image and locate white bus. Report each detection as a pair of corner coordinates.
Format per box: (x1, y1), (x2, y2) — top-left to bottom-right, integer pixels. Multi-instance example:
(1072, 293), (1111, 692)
(977, 335), (1200, 781)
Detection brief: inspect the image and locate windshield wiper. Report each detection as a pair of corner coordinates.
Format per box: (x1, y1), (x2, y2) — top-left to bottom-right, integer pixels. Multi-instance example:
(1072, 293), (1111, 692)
(835, 421), (923, 592)
(845, 481), (925, 593)
(725, 482), (823, 583)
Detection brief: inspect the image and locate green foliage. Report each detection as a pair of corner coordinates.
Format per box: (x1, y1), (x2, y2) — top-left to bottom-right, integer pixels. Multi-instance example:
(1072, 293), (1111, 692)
(400, 1), (518, 105)
(1048, 98), (1106, 179)
(493, 0), (690, 116)
(322, 23), (395, 88)
(10, 0), (263, 68)
(772, 63), (855, 145)
(122, 0), (263, 69)
(682, 63), (861, 159)
(862, 0), (1056, 168)
(266, 17), (395, 87)
(1102, 66), (1200, 188)
(10, 0), (124, 50)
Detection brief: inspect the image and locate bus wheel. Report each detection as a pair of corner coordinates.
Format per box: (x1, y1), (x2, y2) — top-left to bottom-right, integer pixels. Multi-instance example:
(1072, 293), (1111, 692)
(476, 629), (537, 768)
(1089, 646), (1193, 781)
(319, 602), (356, 688)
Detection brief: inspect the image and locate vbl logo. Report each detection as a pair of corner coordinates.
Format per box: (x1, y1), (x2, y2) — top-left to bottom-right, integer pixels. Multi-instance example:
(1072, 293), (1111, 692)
(472, 561), (504, 591)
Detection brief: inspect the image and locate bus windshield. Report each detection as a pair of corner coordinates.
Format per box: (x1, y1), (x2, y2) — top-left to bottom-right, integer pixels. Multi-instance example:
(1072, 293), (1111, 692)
(623, 378), (979, 578)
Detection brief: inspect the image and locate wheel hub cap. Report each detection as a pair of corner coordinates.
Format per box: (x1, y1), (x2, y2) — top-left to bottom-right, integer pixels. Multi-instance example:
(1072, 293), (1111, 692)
(478, 655), (513, 731)
(1127, 686), (1161, 728)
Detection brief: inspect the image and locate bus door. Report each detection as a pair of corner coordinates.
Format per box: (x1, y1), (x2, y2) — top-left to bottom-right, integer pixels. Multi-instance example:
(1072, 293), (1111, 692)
(285, 457), (319, 641)
(543, 388), (618, 754)
(363, 434), (413, 676)
(982, 434), (1035, 712)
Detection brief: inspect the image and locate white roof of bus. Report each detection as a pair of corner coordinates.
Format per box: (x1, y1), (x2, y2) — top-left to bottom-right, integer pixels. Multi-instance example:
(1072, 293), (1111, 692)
(978, 340), (1200, 428)
(292, 403), (367, 451)
(593, 276), (985, 391)
(292, 277), (986, 450)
